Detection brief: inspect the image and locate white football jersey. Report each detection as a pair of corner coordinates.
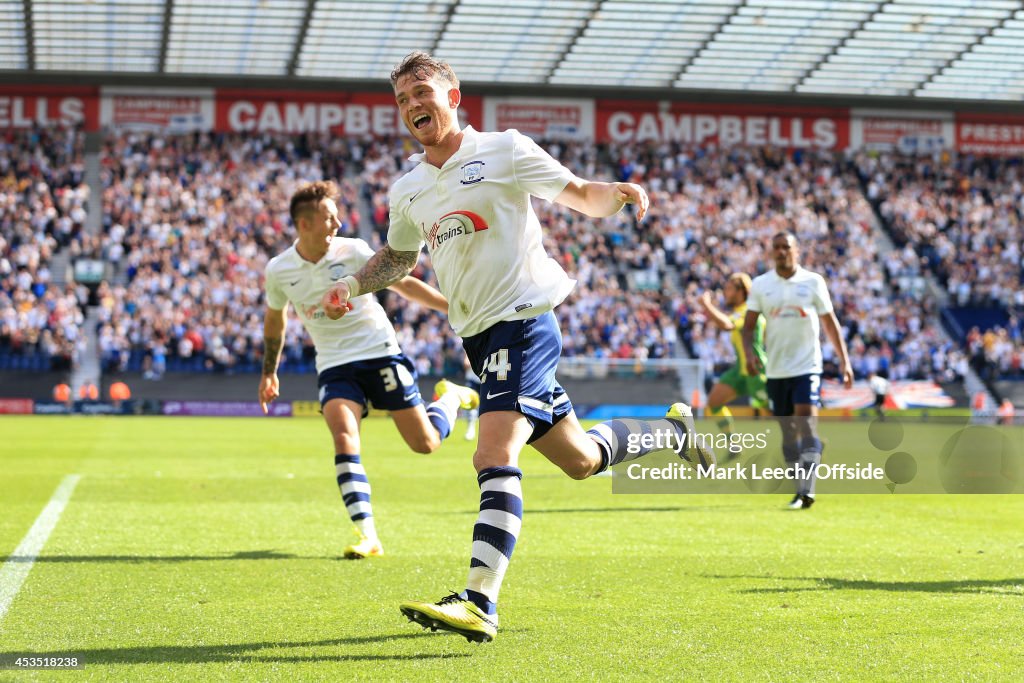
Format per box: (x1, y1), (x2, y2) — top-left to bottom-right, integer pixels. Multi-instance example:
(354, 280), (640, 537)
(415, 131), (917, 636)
(747, 266), (834, 379)
(265, 237), (401, 373)
(387, 126), (577, 337)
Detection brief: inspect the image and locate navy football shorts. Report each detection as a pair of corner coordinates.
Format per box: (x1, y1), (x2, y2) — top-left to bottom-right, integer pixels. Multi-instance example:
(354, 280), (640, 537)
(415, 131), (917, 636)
(317, 354), (422, 413)
(462, 311), (573, 443)
(765, 373), (822, 417)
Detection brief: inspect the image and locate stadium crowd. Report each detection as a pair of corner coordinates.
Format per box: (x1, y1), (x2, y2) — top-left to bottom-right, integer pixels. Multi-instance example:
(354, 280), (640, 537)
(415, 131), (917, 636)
(599, 143), (965, 383)
(0, 126), (88, 371)
(858, 152), (1024, 309)
(359, 138), (967, 383)
(5, 125), (1012, 386)
(858, 151), (1024, 380)
(91, 131), (362, 376)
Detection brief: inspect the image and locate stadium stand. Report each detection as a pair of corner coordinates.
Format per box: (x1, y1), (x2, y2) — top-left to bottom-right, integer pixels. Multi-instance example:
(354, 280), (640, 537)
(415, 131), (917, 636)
(591, 143), (964, 383)
(0, 125), (1008, 395)
(94, 131), (361, 375)
(858, 152), (1023, 308)
(858, 152), (1024, 381)
(372, 138), (963, 384)
(0, 126), (88, 372)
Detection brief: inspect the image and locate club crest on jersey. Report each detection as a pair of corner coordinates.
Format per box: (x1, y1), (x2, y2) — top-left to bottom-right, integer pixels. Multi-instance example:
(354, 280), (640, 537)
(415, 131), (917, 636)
(460, 160), (485, 185)
(328, 263), (346, 281)
(425, 210), (489, 250)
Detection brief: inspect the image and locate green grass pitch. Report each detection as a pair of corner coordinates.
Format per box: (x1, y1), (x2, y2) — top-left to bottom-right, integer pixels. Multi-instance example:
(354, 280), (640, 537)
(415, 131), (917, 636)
(1, 415), (1022, 681)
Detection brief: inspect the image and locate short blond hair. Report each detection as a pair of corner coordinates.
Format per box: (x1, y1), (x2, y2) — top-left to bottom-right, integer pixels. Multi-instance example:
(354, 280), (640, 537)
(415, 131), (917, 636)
(728, 273), (752, 300)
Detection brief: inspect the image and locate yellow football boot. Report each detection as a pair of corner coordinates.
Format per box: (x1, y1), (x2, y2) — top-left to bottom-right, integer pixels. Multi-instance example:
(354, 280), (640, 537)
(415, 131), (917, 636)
(434, 379), (480, 410)
(400, 593), (498, 643)
(342, 531), (383, 560)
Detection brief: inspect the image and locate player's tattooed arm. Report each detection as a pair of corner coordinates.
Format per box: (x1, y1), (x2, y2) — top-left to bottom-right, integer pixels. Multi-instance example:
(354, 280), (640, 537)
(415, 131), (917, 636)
(262, 336), (282, 375)
(354, 246), (420, 294)
(259, 306), (286, 414)
(261, 306), (286, 375)
(322, 247), (420, 320)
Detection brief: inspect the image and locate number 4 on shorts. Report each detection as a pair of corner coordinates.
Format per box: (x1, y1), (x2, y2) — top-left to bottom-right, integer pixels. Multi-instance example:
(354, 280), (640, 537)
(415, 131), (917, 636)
(482, 349), (511, 383)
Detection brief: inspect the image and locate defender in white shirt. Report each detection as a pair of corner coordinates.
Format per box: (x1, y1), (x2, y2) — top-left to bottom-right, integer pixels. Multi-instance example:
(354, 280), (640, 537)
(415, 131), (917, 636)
(321, 52), (711, 643)
(743, 231), (853, 510)
(259, 181), (478, 560)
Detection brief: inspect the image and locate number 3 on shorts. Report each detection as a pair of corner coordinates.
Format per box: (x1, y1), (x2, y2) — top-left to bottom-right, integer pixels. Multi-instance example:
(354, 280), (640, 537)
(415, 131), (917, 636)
(379, 364), (414, 392)
(379, 367), (399, 392)
(481, 348), (512, 383)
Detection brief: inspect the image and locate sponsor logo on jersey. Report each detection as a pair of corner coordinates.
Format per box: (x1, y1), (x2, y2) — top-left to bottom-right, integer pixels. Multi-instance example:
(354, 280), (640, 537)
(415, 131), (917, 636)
(769, 305), (809, 319)
(425, 210), (489, 250)
(460, 160), (485, 185)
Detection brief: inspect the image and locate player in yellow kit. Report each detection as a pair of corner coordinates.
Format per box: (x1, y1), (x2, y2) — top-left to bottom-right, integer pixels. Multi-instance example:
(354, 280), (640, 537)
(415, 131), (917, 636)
(699, 273), (768, 457)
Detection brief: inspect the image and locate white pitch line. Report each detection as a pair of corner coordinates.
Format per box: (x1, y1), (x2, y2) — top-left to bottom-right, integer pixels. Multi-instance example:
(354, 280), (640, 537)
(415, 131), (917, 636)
(0, 474), (81, 625)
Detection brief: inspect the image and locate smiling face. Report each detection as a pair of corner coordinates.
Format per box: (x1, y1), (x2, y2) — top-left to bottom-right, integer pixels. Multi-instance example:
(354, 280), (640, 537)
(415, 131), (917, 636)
(394, 71), (461, 148)
(297, 198), (341, 249)
(288, 181), (341, 262)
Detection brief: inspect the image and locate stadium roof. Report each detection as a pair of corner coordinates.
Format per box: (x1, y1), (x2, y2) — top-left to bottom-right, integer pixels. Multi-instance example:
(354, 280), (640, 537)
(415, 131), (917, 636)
(4, 0), (1024, 101)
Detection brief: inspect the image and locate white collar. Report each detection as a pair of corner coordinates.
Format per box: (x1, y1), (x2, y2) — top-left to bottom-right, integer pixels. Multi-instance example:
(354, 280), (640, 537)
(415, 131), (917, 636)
(292, 239), (331, 265)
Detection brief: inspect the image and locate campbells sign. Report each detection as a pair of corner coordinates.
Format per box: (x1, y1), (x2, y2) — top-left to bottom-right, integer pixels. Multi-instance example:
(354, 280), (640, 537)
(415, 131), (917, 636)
(216, 90), (482, 135)
(596, 100), (849, 149)
(0, 86), (99, 128)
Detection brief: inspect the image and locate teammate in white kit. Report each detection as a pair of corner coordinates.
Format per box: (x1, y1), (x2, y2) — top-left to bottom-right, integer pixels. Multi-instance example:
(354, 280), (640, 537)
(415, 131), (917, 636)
(259, 180), (478, 560)
(743, 231), (853, 510)
(320, 52), (711, 642)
